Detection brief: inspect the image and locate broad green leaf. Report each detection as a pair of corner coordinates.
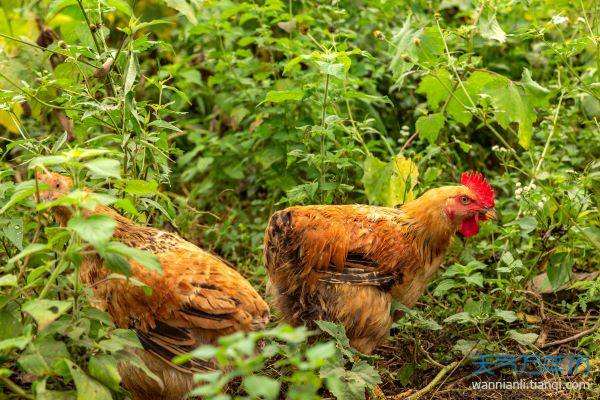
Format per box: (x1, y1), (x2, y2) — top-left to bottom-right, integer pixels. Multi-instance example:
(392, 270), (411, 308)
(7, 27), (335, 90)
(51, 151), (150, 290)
(105, 242), (163, 273)
(508, 330), (539, 346)
(446, 70), (499, 125)
(433, 279), (457, 296)
(264, 89), (304, 103)
(316, 61), (344, 79)
(28, 155), (68, 168)
(0, 326), (32, 351)
(123, 54), (137, 94)
(22, 299), (72, 331)
(0, 274), (17, 287)
(478, 12), (506, 43)
(443, 312), (474, 324)
(149, 119), (183, 132)
(88, 355), (121, 391)
(242, 375), (280, 400)
(84, 158), (121, 179)
(0, 180), (37, 214)
(547, 252), (574, 291)
(124, 179), (158, 196)
(100, 252), (132, 276)
(416, 113), (444, 144)
(68, 214), (116, 247)
(18, 336), (70, 375)
(362, 155), (418, 207)
(163, 0), (198, 24)
(63, 359), (112, 400)
(495, 310), (518, 323)
(520, 68), (550, 107)
(1, 217), (23, 249)
(107, 0), (133, 16)
(8, 243), (49, 264)
(416, 69), (453, 110)
(465, 272), (484, 287)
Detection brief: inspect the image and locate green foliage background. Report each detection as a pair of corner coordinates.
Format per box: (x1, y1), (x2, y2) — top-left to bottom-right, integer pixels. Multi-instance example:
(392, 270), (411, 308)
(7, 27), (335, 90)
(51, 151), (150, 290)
(0, 0), (599, 398)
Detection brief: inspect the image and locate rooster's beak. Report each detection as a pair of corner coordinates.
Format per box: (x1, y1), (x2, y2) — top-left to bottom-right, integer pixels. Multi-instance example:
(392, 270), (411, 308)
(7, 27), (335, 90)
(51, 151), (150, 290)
(482, 208), (497, 220)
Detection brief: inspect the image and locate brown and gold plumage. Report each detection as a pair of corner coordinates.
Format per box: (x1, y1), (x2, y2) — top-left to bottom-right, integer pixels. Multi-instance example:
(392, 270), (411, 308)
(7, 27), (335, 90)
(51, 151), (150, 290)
(264, 172), (496, 354)
(37, 172), (270, 400)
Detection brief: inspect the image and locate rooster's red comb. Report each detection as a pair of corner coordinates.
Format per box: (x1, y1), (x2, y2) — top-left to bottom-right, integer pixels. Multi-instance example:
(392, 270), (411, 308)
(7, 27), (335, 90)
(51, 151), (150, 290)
(460, 171), (495, 208)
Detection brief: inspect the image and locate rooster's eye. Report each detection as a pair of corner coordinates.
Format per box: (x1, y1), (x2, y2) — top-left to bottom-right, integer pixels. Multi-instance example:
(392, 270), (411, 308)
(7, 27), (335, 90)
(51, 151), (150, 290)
(460, 196), (471, 205)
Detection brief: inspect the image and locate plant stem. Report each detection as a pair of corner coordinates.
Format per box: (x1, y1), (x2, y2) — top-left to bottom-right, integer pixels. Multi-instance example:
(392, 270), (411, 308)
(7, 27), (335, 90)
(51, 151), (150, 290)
(0, 376), (35, 400)
(534, 90), (564, 176)
(320, 74), (330, 202)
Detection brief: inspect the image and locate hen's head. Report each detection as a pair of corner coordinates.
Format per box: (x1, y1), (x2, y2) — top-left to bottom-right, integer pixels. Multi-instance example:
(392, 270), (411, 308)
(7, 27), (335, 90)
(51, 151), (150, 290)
(35, 171), (73, 202)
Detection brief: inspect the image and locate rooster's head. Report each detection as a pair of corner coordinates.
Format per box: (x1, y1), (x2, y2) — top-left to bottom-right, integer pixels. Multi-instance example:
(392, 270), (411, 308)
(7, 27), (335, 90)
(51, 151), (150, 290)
(442, 171), (496, 237)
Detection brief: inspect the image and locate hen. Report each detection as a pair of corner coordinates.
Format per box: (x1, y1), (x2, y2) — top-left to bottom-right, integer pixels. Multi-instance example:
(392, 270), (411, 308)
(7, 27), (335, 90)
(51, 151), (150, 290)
(264, 171), (495, 354)
(37, 172), (270, 400)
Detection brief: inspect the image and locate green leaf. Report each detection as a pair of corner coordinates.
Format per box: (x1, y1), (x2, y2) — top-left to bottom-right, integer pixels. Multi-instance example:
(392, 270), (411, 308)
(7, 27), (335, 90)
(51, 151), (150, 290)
(83, 159), (121, 179)
(123, 53), (137, 94)
(478, 12), (507, 43)
(22, 299), (72, 331)
(0, 274), (17, 287)
(362, 155), (419, 207)
(105, 242), (163, 273)
(0, 180), (36, 214)
(446, 70), (499, 125)
(1, 217), (23, 249)
(18, 336), (70, 375)
(163, 0), (198, 24)
(124, 179), (158, 196)
(433, 279), (457, 296)
(243, 375), (281, 400)
(520, 68), (550, 107)
(63, 359), (112, 400)
(68, 215), (116, 248)
(416, 69), (453, 110)
(443, 312), (474, 324)
(8, 243), (49, 264)
(264, 89), (304, 103)
(107, 0), (133, 16)
(0, 325), (32, 352)
(28, 155), (69, 169)
(464, 272), (484, 287)
(101, 252), (132, 276)
(547, 252), (574, 291)
(508, 330), (539, 346)
(416, 113), (444, 144)
(37, 190), (116, 212)
(494, 310), (518, 323)
(316, 61), (344, 79)
(397, 363), (414, 386)
(88, 355), (121, 392)
(149, 119), (183, 132)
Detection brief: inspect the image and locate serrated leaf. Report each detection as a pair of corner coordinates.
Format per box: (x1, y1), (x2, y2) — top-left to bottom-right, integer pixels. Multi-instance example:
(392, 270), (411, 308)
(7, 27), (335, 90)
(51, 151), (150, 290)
(1, 217), (23, 249)
(508, 330), (539, 346)
(547, 252), (573, 291)
(68, 214), (116, 248)
(123, 53), (137, 94)
(243, 375), (280, 400)
(416, 113), (444, 144)
(63, 359), (112, 400)
(362, 155), (418, 207)
(84, 158), (121, 179)
(479, 12), (506, 43)
(0, 274), (17, 287)
(416, 69), (453, 110)
(433, 279), (457, 297)
(105, 242), (162, 273)
(264, 89), (304, 103)
(149, 119), (182, 132)
(495, 310), (518, 323)
(22, 300), (71, 331)
(124, 179), (158, 196)
(88, 355), (121, 391)
(163, 0), (197, 24)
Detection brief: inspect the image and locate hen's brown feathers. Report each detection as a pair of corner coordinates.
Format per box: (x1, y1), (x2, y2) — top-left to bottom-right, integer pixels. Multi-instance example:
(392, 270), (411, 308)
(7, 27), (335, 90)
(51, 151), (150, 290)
(37, 173), (269, 400)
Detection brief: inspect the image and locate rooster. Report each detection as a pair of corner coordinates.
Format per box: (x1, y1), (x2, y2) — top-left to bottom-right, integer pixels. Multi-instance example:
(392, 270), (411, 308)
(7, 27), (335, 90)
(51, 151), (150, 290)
(36, 171), (270, 400)
(264, 171), (495, 354)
